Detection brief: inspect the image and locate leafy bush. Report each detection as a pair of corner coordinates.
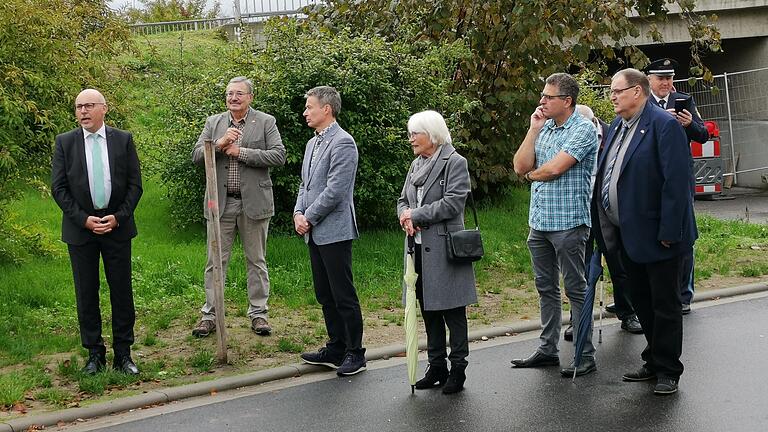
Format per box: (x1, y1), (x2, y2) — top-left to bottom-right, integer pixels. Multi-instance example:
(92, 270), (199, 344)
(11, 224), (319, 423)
(305, 0), (721, 194)
(158, 20), (473, 230)
(0, 0), (132, 263)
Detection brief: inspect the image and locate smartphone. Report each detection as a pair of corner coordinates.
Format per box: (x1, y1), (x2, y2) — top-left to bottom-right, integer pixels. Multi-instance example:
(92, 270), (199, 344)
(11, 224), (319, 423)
(674, 96), (692, 113)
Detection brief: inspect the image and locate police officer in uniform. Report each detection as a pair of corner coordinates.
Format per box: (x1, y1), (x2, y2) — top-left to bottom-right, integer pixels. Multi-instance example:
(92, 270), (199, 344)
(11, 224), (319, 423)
(646, 58), (707, 314)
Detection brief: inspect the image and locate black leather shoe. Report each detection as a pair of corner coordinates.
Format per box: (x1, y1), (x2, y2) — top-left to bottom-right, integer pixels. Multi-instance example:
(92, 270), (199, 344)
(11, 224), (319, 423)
(82, 352), (106, 375)
(415, 363), (449, 389)
(511, 351), (559, 368)
(605, 303), (617, 314)
(442, 365), (466, 394)
(622, 366), (655, 382)
(654, 377), (678, 395)
(682, 304), (691, 315)
(563, 325), (573, 342)
(621, 315), (644, 334)
(560, 358), (597, 377)
(114, 356), (140, 375)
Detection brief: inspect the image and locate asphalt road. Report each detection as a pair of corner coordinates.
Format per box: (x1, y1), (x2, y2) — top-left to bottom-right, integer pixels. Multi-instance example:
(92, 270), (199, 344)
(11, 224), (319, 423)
(55, 293), (768, 432)
(695, 186), (768, 223)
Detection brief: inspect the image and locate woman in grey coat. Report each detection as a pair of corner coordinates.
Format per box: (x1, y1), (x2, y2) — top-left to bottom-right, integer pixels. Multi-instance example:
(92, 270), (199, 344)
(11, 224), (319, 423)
(397, 110), (477, 394)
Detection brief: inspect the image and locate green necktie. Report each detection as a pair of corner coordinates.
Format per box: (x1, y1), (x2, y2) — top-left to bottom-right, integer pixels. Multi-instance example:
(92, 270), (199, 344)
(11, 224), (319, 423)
(89, 134), (107, 209)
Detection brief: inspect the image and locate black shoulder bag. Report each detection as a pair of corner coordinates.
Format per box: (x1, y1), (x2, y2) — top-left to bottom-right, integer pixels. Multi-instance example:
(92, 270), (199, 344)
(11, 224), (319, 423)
(443, 154), (484, 263)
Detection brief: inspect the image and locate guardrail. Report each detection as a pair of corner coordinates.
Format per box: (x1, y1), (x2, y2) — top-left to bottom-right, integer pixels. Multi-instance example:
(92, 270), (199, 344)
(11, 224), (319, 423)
(129, 9), (311, 35)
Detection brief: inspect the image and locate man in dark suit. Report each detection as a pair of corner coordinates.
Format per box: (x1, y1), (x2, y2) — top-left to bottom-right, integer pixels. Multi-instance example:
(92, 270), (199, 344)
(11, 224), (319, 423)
(52, 89), (143, 375)
(646, 58), (707, 314)
(294, 86), (366, 376)
(593, 69), (697, 395)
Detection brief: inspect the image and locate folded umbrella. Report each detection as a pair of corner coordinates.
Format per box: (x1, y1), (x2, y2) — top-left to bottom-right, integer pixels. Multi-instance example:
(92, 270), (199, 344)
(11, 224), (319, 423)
(403, 236), (419, 393)
(572, 249), (603, 381)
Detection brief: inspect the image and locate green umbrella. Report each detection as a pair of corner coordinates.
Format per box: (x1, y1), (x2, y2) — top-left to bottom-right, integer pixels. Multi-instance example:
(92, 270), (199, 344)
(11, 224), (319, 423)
(404, 236), (419, 394)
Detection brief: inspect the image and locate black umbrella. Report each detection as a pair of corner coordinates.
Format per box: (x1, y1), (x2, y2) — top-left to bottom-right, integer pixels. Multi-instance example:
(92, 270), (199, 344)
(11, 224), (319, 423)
(572, 249), (603, 381)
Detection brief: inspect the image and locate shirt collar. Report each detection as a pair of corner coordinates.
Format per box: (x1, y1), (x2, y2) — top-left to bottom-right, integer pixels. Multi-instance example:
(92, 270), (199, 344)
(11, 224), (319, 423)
(622, 104), (645, 129)
(229, 109), (250, 126)
(316, 121), (338, 139)
(651, 92), (667, 104)
(544, 109), (580, 130)
(82, 124), (106, 141)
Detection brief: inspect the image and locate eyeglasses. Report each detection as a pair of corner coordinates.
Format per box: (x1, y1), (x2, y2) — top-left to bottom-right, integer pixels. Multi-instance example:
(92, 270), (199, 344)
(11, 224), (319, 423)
(609, 85), (638, 96)
(540, 93), (569, 101)
(408, 131), (426, 139)
(75, 103), (105, 111)
(226, 91), (252, 98)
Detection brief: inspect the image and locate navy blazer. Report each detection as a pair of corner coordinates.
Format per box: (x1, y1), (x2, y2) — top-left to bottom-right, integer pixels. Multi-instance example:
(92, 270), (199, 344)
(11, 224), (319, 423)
(52, 126), (143, 245)
(593, 100), (697, 264)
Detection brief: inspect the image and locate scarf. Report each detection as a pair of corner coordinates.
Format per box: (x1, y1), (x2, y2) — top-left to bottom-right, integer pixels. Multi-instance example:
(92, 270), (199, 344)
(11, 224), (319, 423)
(409, 144), (446, 187)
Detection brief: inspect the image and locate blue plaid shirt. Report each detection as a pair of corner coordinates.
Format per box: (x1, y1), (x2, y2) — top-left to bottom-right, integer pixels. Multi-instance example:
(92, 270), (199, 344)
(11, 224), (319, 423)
(528, 110), (598, 231)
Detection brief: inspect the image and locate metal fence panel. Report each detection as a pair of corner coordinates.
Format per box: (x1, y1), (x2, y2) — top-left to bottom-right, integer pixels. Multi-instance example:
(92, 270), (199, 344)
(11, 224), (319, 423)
(675, 67), (768, 187)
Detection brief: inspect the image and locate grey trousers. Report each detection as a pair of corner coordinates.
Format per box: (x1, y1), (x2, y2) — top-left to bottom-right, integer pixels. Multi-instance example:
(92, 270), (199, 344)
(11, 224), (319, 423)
(201, 197), (271, 321)
(527, 226), (595, 360)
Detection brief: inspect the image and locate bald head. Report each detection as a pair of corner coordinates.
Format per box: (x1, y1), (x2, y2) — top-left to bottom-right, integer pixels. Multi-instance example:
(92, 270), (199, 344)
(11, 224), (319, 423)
(75, 89), (108, 132)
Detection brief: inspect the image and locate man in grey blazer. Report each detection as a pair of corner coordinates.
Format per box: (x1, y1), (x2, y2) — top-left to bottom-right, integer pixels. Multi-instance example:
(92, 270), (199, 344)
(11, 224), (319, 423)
(191, 77), (286, 338)
(293, 86), (366, 376)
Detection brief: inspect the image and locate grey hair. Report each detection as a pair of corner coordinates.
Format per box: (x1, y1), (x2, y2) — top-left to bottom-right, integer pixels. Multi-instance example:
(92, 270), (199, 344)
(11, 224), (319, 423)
(545, 73), (579, 106)
(408, 110), (452, 147)
(228, 76), (253, 94)
(613, 68), (650, 96)
(305, 86), (342, 118)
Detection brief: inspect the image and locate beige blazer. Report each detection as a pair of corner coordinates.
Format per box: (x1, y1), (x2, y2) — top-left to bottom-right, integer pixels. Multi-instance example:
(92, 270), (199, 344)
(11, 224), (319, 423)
(192, 107), (286, 220)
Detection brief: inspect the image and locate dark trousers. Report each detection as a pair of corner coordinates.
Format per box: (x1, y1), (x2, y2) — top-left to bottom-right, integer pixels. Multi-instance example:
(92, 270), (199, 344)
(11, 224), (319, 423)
(67, 237), (135, 358)
(680, 250), (695, 305)
(586, 233), (634, 320)
(308, 236), (364, 355)
(415, 246), (469, 368)
(620, 246), (685, 380)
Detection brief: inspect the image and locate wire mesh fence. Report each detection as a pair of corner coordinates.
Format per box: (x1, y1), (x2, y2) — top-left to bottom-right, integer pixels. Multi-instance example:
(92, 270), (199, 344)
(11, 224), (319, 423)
(674, 67), (768, 186)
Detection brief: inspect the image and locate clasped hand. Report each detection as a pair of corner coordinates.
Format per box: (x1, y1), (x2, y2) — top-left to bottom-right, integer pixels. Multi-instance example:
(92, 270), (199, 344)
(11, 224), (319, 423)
(85, 215), (116, 235)
(399, 208), (419, 236)
(217, 127), (243, 157)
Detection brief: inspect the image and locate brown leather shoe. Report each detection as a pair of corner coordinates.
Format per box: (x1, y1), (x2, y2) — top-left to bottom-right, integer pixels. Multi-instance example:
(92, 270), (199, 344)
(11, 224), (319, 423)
(251, 317), (272, 336)
(192, 319), (216, 338)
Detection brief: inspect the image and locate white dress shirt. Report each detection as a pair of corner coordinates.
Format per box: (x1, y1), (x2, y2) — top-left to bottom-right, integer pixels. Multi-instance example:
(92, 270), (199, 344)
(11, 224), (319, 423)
(82, 125), (112, 209)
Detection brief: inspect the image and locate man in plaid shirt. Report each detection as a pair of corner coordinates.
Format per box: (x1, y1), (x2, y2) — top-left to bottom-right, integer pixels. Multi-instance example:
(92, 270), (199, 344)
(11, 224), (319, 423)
(511, 73), (599, 377)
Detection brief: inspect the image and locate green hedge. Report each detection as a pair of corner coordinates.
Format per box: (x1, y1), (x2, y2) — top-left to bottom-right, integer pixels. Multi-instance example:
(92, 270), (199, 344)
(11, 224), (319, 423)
(158, 20), (473, 231)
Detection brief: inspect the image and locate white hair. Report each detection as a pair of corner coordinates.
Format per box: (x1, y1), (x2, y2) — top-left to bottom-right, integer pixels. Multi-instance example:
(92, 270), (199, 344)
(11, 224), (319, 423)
(575, 104), (594, 120)
(407, 110), (452, 146)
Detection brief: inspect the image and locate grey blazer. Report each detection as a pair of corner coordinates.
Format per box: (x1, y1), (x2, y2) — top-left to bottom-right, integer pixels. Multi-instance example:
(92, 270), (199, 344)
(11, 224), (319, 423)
(397, 144), (477, 311)
(191, 107), (286, 220)
(294, 123), (359, 245)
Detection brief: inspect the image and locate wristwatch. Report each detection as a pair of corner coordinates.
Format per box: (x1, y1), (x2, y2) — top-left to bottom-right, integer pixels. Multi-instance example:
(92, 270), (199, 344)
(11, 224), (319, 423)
(524, 171), (533, 182)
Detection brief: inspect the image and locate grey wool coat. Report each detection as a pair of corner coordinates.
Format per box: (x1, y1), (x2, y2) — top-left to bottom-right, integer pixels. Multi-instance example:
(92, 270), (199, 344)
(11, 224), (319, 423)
(294, 123), (360, 245)
(397, 144), (478, 311)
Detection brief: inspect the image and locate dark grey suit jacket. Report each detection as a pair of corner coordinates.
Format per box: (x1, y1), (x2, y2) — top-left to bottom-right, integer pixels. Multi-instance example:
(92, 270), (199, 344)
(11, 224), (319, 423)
(52, 126), (143, 245)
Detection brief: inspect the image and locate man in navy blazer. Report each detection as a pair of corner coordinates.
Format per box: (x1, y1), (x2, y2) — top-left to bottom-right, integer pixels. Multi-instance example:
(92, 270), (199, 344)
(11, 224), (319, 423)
(593, 69), (697, 395)
(52, 89), (143, 375)
(294, 86), (366, 376)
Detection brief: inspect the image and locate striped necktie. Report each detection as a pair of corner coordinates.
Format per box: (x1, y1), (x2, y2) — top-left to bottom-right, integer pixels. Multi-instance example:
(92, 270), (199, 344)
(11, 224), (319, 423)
(600, 125), (629, 211)
(659, 99), (666, 109)
(89, 134), (107, 209)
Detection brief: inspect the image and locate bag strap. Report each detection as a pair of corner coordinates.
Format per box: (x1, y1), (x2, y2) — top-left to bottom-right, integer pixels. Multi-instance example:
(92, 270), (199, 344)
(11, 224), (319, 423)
(442, 151), (479, 230)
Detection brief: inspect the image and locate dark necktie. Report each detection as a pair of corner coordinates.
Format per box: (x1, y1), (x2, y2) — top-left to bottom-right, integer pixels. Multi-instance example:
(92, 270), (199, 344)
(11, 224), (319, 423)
(659, 99), (666, 109)
(600, 125), (629, 211)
